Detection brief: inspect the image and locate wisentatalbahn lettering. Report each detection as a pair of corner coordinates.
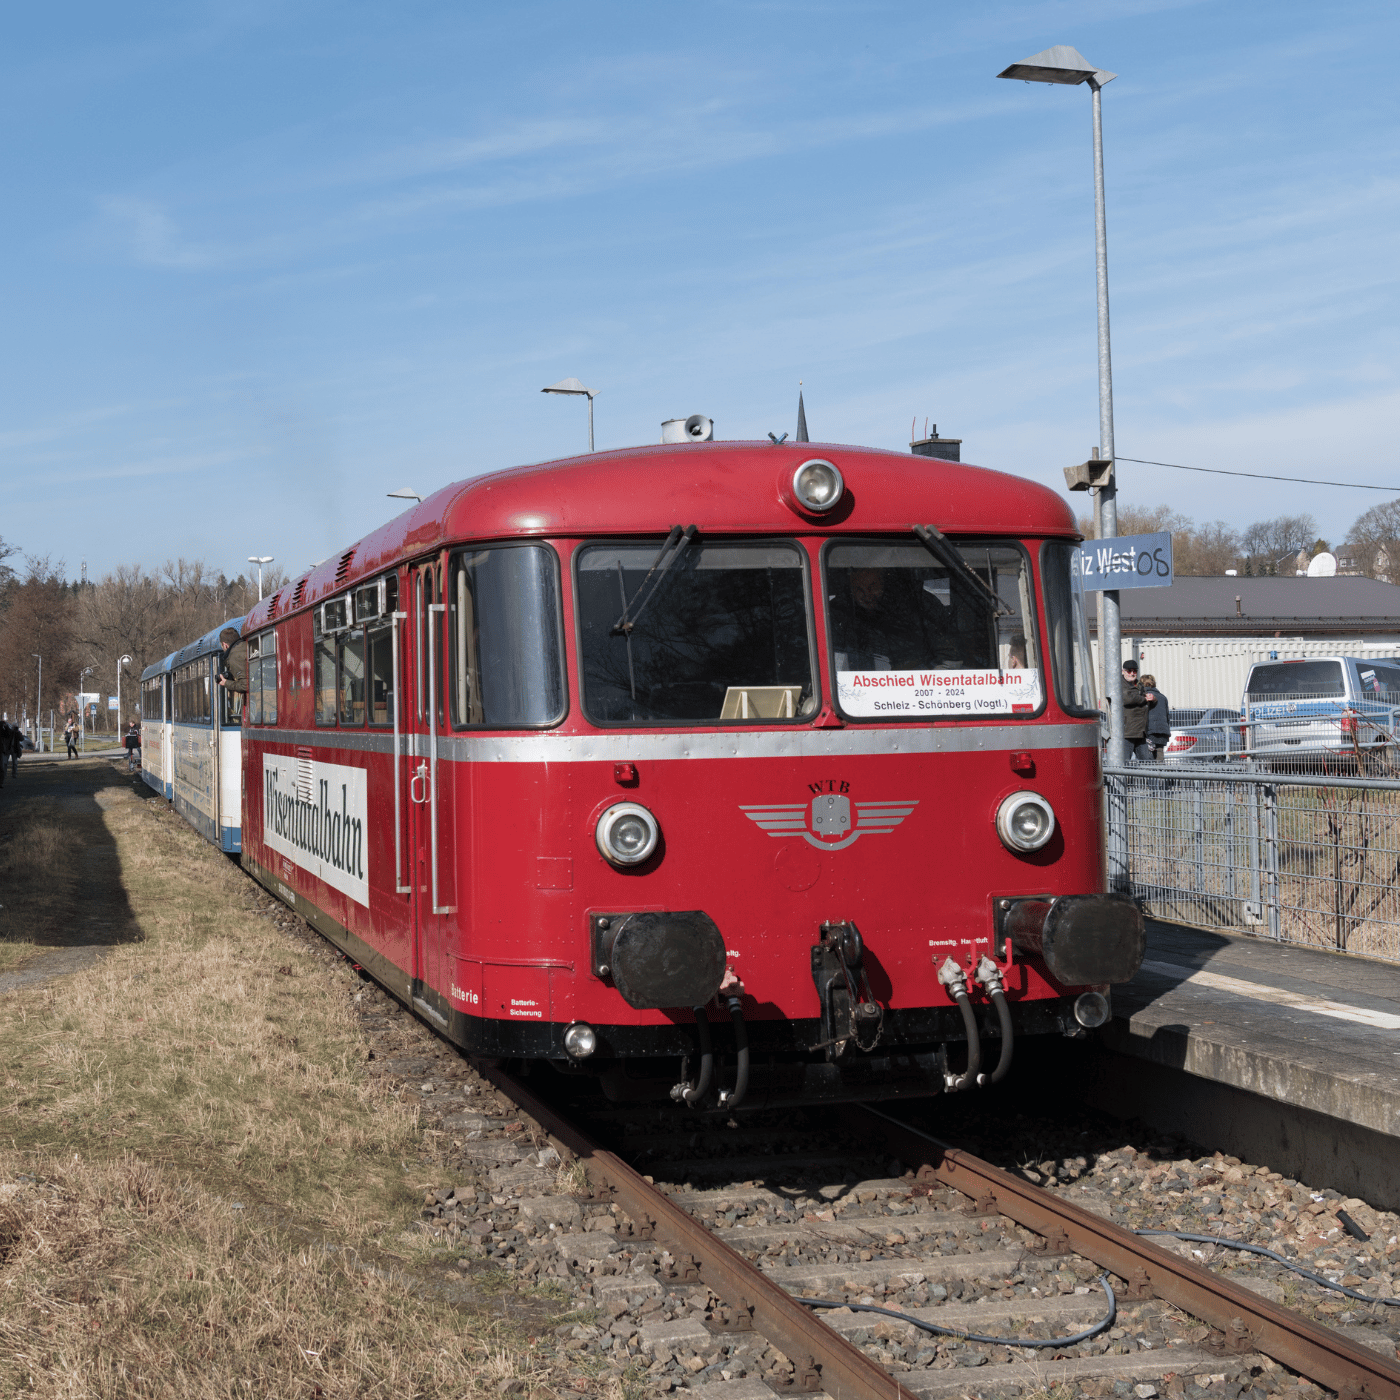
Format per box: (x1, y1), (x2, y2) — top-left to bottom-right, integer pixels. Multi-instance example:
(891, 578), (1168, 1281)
(264, 770), (365, 885)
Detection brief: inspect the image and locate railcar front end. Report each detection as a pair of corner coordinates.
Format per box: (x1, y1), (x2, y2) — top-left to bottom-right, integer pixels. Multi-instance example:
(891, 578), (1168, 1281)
(238, 442), (1143, 1108)
(140, 652), (175, 800)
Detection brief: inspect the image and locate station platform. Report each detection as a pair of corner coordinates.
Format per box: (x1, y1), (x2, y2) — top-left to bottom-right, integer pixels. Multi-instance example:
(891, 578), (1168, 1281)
(1082, 920), (1400, 1209)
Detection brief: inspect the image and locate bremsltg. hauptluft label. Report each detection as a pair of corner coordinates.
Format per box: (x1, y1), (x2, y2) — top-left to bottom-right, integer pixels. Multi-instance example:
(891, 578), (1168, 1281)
(837, 668), (1042, 718)
(261, 754), (369, 905)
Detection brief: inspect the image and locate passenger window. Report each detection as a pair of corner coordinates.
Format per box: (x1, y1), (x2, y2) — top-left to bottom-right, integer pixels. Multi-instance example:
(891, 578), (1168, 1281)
(247, 637), (263, 726)
(367, 623), (393, 725)
(314, 612), (337, 727)
(262, 630), (278, 726)
(338, 628), (366, 725)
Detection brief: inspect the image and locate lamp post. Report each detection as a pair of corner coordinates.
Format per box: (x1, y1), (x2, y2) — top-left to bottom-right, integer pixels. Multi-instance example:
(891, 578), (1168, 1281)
(118, 655), (132, 733)
(998, 45), (1123, 755)
(248, 556), (273, 601)
(541, 378), (598, 452)
(31, 654), (41, 751)
(80, 666), (94, 751)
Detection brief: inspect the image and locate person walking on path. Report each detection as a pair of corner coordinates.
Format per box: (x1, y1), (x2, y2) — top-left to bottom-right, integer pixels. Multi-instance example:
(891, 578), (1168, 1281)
(64, 714), (79, 758)
(124, 717), (142, 774)
(1121, 659), (1152, 762)
(4, 723), (18, 779)
(1142, 674), (1171, 761)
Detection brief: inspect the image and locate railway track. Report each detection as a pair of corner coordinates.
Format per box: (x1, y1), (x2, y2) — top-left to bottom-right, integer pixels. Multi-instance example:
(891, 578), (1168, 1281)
(474, 1066), (1400, 1400)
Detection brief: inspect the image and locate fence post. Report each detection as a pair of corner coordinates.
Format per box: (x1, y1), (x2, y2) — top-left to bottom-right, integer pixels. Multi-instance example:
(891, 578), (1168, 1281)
(1105, 771), (1130, 895)
(1193, 782), (1205, 895)
(1264, 782), (1281, 942)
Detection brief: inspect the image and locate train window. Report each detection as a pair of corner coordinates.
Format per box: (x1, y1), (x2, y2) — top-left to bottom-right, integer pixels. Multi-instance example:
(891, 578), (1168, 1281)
(314, 611), (337, 727)
(366, 623), (393, 725)
(450, 545), (566, 727)
(322, 598), (348, 633)
(1042, 542), (1100, 718)
(823, 539), (1044, 721)
(246, 637), (262, 726)
(576, 540), (813, 725)
(259, 629), (279, 725)
(354, 583), (380, 623)
(339, 628), (366, 725)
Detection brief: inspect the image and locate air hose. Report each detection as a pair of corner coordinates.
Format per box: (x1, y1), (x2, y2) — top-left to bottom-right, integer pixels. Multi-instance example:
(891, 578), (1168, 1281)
(717, 995), (749, 1110)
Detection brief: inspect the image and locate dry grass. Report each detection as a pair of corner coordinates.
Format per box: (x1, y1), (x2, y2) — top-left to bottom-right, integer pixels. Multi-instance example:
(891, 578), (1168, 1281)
(0, 763), (570, 1397)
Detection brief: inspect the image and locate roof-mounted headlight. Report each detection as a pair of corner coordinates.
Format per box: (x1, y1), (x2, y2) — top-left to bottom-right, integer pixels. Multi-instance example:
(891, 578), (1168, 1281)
(791, 459), (844, 514)
(996, 791), (1056, 853)
(596, 802), (660, 867)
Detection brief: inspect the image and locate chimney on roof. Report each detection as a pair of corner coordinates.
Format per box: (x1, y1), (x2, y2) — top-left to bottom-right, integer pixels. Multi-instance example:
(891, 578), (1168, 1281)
(1236, 595), (1243, 617)
(910, 420), (962, 462)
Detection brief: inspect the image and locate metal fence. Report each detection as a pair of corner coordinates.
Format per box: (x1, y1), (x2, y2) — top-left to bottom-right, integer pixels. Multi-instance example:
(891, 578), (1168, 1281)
(1104, 762), (1400, 964)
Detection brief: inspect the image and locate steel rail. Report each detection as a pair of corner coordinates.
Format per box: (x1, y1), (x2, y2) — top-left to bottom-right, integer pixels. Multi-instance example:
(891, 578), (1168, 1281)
(481, 1067), (902, 1400)
(855, 1107), (1400, 1400)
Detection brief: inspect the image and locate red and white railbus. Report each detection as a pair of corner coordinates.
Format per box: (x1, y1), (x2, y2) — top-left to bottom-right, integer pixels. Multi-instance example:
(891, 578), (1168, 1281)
(238, 439), (1142, 1107)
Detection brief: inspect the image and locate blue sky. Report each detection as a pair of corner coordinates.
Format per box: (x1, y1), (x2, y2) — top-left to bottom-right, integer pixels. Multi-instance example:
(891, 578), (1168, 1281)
(3, 0), (1397, 581)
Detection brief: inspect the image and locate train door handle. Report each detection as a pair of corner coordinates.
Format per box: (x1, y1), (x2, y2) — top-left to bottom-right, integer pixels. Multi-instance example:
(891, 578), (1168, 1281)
(409, 761), (429, 804)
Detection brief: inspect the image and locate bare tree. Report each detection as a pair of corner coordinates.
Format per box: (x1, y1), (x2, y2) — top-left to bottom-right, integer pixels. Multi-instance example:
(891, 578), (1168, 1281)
(1240, 514), (1319, 573)
(1344, 498), (1400, 582)
(0, 557), (75, 725)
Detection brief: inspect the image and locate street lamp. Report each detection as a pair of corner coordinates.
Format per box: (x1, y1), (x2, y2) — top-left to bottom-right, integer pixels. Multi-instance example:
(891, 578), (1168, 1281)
(248, 556), (274, 601)
(998, 44), (1124, 755)
(118, 655), (132, 732)
(541, 377), (598, 452)
(31, 654), (42, 751)
(80, 666), (94, 751)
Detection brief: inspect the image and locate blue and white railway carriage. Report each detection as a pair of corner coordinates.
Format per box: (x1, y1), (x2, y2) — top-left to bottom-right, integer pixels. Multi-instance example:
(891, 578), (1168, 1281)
(140, 652), (176, 800)
(168, 618), (246, 852)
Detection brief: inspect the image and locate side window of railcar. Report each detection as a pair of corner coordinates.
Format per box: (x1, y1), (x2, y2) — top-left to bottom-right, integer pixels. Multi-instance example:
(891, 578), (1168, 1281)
(576, 540), (815, 724)
(1042, 542), (1100, 718)
(359, 574), (397, 726)
(338, 626), (366, 725)
(314, 610), (337, 727)
(246, 637), (262, 726)
(262, 630), (278, 725)
(823, 540), (1043, 721)
(449, 545), (566, 727)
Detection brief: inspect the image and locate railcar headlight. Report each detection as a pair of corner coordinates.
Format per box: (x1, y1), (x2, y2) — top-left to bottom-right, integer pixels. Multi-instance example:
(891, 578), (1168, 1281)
(792, 459), (844, 513)
(596, 802), (660, 866)
(996, 791), (1056, 853)
(1074, 991), (1110, 1029)
(563, 1023), (597, 1059)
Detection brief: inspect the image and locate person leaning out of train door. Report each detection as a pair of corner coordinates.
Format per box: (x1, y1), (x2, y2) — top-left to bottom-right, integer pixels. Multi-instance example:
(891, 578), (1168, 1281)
(1142, 674), (1170, 761)
(216, 627), (248, 696)
(1120, 659), (1152, 762)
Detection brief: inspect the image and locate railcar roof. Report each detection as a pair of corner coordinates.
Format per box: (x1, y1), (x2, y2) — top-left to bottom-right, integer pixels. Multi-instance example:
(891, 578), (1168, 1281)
(171, 616), (248, 670)
(245, 441), (1075, 633)
(141, 649), (179, 683)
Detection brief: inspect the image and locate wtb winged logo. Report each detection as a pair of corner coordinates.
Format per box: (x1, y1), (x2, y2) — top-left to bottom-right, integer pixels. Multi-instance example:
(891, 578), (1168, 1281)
(740, 791), (918, 851)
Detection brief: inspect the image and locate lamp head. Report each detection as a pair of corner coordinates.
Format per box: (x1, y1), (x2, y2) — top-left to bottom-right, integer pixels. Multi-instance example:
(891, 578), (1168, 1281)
(998, 45), (1115, 86)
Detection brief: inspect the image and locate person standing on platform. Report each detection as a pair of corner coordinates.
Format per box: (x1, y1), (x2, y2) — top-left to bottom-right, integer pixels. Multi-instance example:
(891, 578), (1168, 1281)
(1142, 674), (1170, 761)
(64, 714), (79, 758)
(1121, 660), (1152, 762)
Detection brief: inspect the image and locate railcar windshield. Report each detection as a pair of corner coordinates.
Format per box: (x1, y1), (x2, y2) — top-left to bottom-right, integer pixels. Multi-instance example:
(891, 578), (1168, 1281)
(824, 540), (1042, 720)
(576, 540), (816, 724)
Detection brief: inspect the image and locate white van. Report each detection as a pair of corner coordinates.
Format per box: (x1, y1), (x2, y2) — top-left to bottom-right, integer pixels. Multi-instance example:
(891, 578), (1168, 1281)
(1242, 656), (1400, 768)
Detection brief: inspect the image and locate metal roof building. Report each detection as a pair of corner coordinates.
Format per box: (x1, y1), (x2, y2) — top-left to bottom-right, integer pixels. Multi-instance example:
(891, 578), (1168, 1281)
(1086, 576), (1400, 709)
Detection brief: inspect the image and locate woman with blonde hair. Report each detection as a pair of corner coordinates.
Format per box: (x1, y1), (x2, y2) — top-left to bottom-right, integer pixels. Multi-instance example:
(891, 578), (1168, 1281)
(1141, 673), (1170, 760)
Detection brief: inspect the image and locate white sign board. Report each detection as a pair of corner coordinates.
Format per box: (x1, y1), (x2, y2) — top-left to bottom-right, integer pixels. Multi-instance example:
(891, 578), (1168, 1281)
(107, 696), (119, 710)
(837, 668), (1043, 718)
(261, 754), (369, 906)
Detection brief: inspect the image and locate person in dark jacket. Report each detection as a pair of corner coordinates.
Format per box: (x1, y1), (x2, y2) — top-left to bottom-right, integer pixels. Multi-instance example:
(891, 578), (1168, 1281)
(1142, 673), (1171, 760)
(124, 717), (142, 773)
(216, 627), (247, 693)
(1121, 659), (1152, 762)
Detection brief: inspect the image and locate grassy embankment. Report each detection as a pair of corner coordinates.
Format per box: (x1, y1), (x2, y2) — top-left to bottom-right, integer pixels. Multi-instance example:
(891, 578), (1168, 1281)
(0, 759), (562, 1397)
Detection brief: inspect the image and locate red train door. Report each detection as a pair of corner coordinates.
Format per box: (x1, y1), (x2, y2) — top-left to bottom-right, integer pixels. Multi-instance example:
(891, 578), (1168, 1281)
(405, 559), (456, 1024)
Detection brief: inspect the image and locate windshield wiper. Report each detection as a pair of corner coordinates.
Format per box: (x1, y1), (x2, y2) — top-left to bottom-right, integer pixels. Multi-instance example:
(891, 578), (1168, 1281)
(611, 524), (698, 635)
(912, 523), (1012, 616)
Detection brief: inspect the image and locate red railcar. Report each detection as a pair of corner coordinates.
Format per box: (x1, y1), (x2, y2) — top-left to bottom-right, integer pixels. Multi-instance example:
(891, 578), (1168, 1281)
(239, 440), (1142, 1107)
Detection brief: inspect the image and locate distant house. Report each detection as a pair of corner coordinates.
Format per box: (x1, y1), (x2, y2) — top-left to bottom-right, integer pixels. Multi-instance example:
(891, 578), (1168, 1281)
(1086, 576), (1400, 709)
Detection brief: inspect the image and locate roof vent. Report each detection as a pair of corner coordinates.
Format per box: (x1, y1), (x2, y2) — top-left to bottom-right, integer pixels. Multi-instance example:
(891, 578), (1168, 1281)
(291, 577), (307, 609)
(268, 587), (287, 617)
(662, 415), (714, 444)
(910, 419), (962, 462)
(334, 548), (356, 587)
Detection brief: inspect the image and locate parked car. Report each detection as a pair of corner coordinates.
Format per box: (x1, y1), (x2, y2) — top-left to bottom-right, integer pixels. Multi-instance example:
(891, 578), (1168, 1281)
(1164, 707), (1245, 762)
(1242, 656), (1400, 770)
